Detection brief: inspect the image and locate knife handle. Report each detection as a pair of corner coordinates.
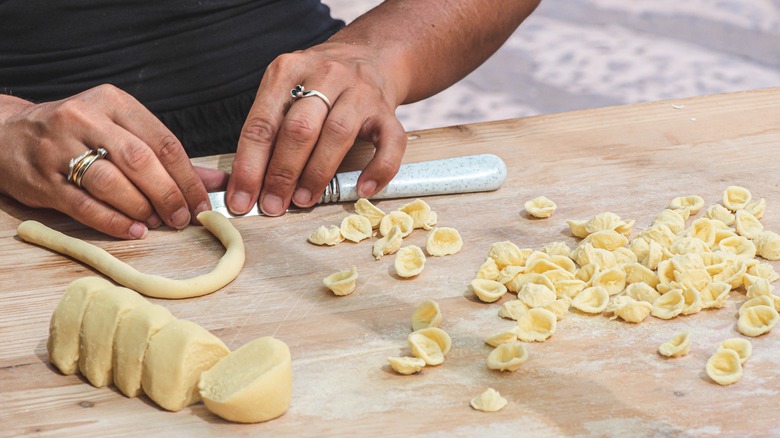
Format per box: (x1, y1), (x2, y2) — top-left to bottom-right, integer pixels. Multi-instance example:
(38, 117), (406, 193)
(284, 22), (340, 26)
(320, 154), (507, 203)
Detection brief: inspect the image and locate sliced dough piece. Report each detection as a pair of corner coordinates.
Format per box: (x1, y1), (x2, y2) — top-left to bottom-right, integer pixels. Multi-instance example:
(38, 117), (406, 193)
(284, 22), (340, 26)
(658, 332), (691, 358)
(113, 303), (176, 398)
(411, 299), (442, 331)
(198, 337), (291, 423)
(395, 245), (426, 278)
(398, 198), (433, 229)
(387, 356), (426, 375)
(323, 267), (358, 296)
(425, 227), (463, 256)
(470, 388), (508, 412)
(47, 276), (113, 375)
(17, 211), (244, 299)
(706, 349), (743, 385)
(340, 214), (372, 243)
(143, 320), (229, 412)
(717, 338), (752, 364)
(408, 327), (451, 366)
(373, 226), (403, 260)
(487, 342), (529, 372)
(79, 286), (147, 387)
(516, 308), (556, 342)
(355, 198), (385, 228)
(307, 225), (344, 246)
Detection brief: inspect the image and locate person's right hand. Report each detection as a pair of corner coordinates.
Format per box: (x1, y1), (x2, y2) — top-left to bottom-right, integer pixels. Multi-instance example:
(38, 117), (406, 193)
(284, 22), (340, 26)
(0, 84), (223, 239)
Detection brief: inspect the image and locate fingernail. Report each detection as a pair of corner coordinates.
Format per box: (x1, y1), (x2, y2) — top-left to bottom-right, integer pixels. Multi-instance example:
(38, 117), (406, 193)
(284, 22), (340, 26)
(359, 180), (377, 198)
(260, 193), (284, 216)
(171, 207), (190, 229)
(146, 213), (162, 229)
(292, 188), (311, 207)
(129, 222), (148, 239)
(194, 201), (210, 222)
(230, 191), (251, 214)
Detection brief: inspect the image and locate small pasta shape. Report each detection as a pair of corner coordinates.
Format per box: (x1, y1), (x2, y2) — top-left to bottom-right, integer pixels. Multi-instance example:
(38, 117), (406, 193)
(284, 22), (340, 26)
(425, 227), (463, 256)
(624, 282), (661, 303)
(755, 231), (780, 260)
(744, 198), (766, 219)
(718, 235), (757, 260)
(623, 263), (660, 288)
(739, 296), (775, 316)
(355, 198), (385, 228)
(524, 196), (557, 218)
(680, 288), (703, 315)
(498, 300), (530, 320)
(584, 212), (625, 235)
(517, 283), (556, 308)
(571, 286), (609, 314)
(582, 230), (628, 251)
(704, 204), (735, 226)
(394, 245), (426, 278)
(475, 257), (500, 281)
(486, 342), (529, 372)
(516, 308), (557, 342)
(408, 327), (451, 366)
(387, 356), (426, 375)
(488, 241), (527, 269)
(322, 267), (358, 296)
(472, 279), (508, 303)
(470, 388), (508, 412)
(422, 210), (438, 231)
(543, 297), (572, 320)
(398, 198), (433, 229)
(307, 225), (344, 246)
(379, 210), (414, 237)
(607, 296), (653, 323)
(372, 225), (404, 260)
(340, 214), (373, 243)
(651, 289), (685, 320)
(737, 305), (779, 337)
(555, 279), (587, 299)
(591, 267), (627, 296)
(411, 299), (442, 331)
(717, 338), (752, 364)
(658, 332), (691, 358)
(485, 326), (519, 347)
(700, 282), (731, 309)
(734, 210), (763, 239)
(706, 349), (743, 385)
(669, 195), (704, 213)
(722, 185), (752, 211)
(541, 241), (571, 257)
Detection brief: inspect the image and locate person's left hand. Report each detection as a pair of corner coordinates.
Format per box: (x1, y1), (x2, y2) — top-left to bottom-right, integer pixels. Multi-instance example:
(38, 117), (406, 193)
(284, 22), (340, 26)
(225, 41), (408, 216)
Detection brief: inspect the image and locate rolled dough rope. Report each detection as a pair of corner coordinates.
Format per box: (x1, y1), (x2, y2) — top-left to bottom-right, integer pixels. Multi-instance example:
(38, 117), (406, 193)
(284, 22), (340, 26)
(16, 211), (245, 299)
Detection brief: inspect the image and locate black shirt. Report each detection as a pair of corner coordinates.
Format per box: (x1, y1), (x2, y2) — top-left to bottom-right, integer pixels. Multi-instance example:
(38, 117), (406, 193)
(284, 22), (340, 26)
(0, 1), (344, 155)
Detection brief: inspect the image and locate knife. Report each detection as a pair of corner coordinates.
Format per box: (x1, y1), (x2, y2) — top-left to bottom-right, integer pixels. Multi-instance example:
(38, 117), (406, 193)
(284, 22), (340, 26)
(208, 154), (507, 218)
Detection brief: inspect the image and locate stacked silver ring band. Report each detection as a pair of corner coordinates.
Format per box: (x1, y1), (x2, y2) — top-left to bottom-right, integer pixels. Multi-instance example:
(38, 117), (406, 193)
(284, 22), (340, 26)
(67, 147), (108, 188)
(290, 84), (332, 110)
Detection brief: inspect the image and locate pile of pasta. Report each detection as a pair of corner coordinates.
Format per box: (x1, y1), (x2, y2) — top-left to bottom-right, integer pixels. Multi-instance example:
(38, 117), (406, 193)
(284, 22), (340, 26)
(310, 199), (464, 295)
(475, 186), (779, 386)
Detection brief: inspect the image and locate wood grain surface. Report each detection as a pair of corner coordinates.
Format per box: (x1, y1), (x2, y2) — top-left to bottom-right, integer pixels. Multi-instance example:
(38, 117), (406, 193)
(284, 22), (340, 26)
(1, 88), (779, 437)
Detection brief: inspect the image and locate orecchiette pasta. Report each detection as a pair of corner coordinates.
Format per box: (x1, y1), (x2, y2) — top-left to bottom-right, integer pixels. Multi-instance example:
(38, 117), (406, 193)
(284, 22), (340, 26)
(624, 282), (661, 303)
(704, 204), (735, 226)
(669, 195), (704, 213)
(487, 342), (529, 371)
(307, 225), (344, 246)
(744, 198), (766, 219)
(735, 210), (763, 239)
(355, 198), (385, 228)
(524, 196), (557, 218)
(398, 198), (433, 229)
(411, 299), (442, 331)
(543, 297), (572, 320)
(372, 225), (404, 260)
(322, 267), (358, 296)
(722, 185), (751, 211)
(755, 231), (780, 260)
(571, 286), (609, 314)
(488, 241), (528, 269)
(737, 305), (779, 337)
(717, 338), (751, 364)
(387, 356), (426, 375)
(651, 289), (685, 320)
(408, 327), (451, 366)
(498, 300), (530, 320)
(379, 210), (414, 237)
(658, 332), (691, 358)
(394, 245), (426, 278)
(425, 227), (463, 256)
(516, 308), (557, 342)
(470, 388), (508, 412)
(517, 283), (556, 308)
(607, 296), (653, 323)
(472, 279), (508, 303)
(485, 326), (519, 347)
(706, 349), (743, 385)
(475, 257), (500, 281)
(340, 214), (373, 243)
(590, 267), (627, 296)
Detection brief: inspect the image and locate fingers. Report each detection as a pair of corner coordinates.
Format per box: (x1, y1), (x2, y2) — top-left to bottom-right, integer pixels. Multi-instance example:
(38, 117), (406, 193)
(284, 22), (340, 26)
(194, 166), (230, 192)
(56, 182), (150, 240)
(356, 114), (407, 198)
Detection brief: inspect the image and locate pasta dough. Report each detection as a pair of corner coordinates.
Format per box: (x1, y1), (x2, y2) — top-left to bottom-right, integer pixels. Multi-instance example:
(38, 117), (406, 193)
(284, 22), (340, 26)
(340, 214), (372, 243)
(142, 319), (230, 412)
(379, 211), (414, 237)
(387, 356), (426, 375)
(17, 211), (245, 299)
(198, 337), (292, 423)
(47, 276), (113, 375)
(706, 349), (743, 385)
(425, 227), (463, 256)
(411, 299), (442, 331)
(323, 267), (358, 296)
(395, 245), (426, 278)
(571, 286), (609, 314)
(736, 305), (779, 337)
(717, 338), (751, 364)
(408, 327), (451, 366)
(308, 225), (344, 246)
(470, 388), (508, 412)
(516, 308), (557, 342)
(398, 198), (433, 229)
(658, 332), (691, 358)
(355, 198), (385, 228)
(471, 279), (508, 303)
(373, 226), (403, 260)
(485, 327), (519, 347)
(487, 342), (528, 371)
(524, 196), (557, 218)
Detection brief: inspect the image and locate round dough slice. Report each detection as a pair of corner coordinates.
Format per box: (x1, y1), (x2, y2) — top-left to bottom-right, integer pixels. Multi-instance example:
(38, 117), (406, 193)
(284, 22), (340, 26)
(16, 211), (245, 299)
(199, 337), (292, 423)
(142, 319), (230, 412)
(47, 276), (114, 375)
(113, 303), (176, 398)
(79, 286), (148, 387)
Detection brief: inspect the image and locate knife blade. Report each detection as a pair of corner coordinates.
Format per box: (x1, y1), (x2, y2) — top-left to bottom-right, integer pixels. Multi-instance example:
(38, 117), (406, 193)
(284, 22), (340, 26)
(208, 154), (507, 218)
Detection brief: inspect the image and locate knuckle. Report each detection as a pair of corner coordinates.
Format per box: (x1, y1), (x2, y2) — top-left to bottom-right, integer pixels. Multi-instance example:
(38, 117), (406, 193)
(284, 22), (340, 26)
(280, 115), (318, 146)
(264, 166), (299, 190)
(154, 135), (184, 162)
(85, 163), (116, 193)
(156, 185), (182, 208)
(303, 164), (331, 188)
(121, 143), (155, 173)
(93, 83), (125, 101)
(241, 117), (277, 145)
(373, 158), (401, 179)
(322, 116), (353, 140)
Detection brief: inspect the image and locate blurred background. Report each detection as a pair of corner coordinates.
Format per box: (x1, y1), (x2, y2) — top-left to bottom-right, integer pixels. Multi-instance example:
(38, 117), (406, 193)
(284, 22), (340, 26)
(325, 0), (780, 131)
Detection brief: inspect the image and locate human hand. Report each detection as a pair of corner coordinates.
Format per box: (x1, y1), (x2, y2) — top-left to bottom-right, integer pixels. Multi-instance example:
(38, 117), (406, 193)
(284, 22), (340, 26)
(226, 41), (408, 216)
(0, 85), (226, 239)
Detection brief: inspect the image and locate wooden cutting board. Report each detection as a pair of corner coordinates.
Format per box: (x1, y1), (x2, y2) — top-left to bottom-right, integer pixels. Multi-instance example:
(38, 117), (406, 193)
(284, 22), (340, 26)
(1, 88), (779, 436)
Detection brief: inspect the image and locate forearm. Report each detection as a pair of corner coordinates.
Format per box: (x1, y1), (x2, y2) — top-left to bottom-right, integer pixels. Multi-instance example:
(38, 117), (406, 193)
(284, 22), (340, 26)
(328, 0), (541, 104)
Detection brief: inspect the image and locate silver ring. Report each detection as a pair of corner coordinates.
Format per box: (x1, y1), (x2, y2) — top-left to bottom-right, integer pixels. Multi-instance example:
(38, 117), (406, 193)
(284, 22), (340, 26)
(290, 84), (332, 110)
(67, 147), (108, 188)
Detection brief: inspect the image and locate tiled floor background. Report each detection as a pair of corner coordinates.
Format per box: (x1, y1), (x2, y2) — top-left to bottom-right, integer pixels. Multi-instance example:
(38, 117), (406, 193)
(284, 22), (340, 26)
(326, 0), (780, 131)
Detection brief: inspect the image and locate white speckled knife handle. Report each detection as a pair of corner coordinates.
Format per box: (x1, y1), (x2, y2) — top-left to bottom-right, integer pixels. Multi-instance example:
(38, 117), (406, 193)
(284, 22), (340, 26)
(320, 154), (507, 203)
